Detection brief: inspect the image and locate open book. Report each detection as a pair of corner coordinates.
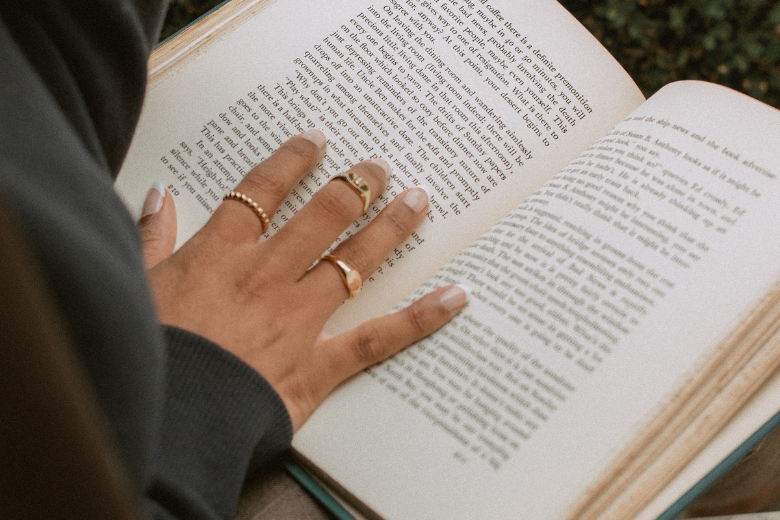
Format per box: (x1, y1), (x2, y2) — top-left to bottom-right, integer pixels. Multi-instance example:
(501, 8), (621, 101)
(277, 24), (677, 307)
(117, 0), (780, 518)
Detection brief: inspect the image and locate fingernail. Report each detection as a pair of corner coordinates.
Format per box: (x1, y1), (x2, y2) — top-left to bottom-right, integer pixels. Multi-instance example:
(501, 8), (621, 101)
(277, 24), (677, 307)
(441, 284), (470, 312)
(370, 158), (392, 180)
(300, 129), (327, 149)
(142, 182), (166, 217)
(403, 186), (432, 213)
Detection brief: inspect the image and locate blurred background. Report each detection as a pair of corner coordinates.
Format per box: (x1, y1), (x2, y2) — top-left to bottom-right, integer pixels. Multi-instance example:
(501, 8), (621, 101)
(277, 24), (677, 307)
(160, 0), (780, 110)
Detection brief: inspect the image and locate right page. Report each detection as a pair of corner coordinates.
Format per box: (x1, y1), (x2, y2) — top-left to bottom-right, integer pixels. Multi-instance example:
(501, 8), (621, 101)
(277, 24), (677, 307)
(293, 81), (780, 520)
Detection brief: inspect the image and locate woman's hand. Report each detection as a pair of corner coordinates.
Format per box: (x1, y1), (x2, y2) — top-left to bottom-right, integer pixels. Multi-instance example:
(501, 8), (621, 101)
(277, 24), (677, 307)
(138, 181), (177, 269)
(138, 130), (467, 431)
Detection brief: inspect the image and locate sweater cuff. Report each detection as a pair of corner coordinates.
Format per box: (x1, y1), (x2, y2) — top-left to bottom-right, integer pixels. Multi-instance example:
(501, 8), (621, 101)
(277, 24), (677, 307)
(151, 326), (293, 519)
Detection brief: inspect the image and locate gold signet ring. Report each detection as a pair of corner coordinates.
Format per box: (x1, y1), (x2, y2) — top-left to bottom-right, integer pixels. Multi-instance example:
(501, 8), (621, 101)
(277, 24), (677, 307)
(329, 171), (371, 213)
(319, 254), (362, 299)
(223, 191), (270, 234)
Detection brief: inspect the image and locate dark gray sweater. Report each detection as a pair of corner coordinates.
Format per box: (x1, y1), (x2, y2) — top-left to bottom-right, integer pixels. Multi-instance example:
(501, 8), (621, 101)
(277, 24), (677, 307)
(0, 1), (292, 518)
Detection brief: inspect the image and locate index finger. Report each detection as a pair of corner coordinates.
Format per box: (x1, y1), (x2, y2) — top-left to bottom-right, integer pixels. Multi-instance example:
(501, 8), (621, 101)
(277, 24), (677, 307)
(205, 130), (327, 245)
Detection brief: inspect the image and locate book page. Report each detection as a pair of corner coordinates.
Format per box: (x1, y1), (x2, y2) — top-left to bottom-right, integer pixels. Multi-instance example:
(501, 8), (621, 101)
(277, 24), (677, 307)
(117, 0), (642, 332)
(293, 82), (780, 520)
(639, 369), (780, 520)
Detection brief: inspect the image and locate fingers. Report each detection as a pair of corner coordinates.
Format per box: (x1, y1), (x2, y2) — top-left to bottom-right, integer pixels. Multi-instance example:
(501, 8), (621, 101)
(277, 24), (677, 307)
(335, 284), (469, 373)
(285, 285), (469, 430)
(208, 129), (327, 244)
(303, 186), (431, 309)
(267, 158), (391, 273)
(139, 183), (177, 269)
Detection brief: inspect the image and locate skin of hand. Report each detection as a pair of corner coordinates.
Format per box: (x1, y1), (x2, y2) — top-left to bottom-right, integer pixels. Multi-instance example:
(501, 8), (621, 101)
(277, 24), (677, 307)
(138, 129), (468, 431)
(139, 181), (177, 270)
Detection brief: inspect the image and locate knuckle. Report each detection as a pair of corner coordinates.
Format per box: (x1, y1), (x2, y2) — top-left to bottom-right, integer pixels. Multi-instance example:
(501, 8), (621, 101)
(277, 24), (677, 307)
(339, 241), (373, 273)
(383, 206), (415, 240)
(139, 222), (160, 245)
(244, 168), (289, 202)
(282, 137), (319, 162)
(313, 186), (358, 220)
(242, 266), (277, 297)
(351, 326), (386, 365)
(405, 302), (432, 335)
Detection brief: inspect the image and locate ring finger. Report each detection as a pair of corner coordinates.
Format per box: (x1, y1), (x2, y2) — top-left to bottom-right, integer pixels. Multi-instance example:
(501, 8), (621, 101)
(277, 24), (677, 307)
(303, 186), (431, 310)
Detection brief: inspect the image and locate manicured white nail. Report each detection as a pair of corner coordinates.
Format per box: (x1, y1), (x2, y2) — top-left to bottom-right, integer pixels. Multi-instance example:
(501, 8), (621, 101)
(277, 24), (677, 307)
(403, 187), (431, 213)
(441, 284), (470, 312)
(300, 129), (327, 149)
(370, 158), (392, 180)
(142, 182), (165, 217)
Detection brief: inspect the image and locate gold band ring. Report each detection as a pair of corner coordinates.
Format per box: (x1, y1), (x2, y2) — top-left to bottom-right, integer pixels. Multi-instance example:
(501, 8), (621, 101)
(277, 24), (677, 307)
(319, 254), (362, 299)
(223, 191), (270, 234)
(329, 171), (371, 213)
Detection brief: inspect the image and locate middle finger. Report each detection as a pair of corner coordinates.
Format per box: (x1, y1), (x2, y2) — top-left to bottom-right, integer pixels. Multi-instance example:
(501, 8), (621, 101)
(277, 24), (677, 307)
(265, 158), (390, 273)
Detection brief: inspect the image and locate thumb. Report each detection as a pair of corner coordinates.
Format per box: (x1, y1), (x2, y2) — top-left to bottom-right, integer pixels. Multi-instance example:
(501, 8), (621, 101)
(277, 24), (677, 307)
(138, 182), (177, 269)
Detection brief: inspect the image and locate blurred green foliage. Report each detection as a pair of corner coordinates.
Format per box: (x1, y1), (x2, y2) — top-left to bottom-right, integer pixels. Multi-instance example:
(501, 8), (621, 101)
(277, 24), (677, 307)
(161, 0), (780, 108)
(558, 0), (780, 107)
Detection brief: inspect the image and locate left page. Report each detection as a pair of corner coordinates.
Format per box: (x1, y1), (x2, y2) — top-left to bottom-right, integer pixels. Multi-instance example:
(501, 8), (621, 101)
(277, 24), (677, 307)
(117, 0), (643, 331)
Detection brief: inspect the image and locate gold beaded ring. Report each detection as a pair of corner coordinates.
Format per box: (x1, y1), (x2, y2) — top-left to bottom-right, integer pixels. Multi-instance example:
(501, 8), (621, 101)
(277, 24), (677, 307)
(329, 171), (371, 213)
(319, 254), (362, 300)
(223, 191), (270, 234)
